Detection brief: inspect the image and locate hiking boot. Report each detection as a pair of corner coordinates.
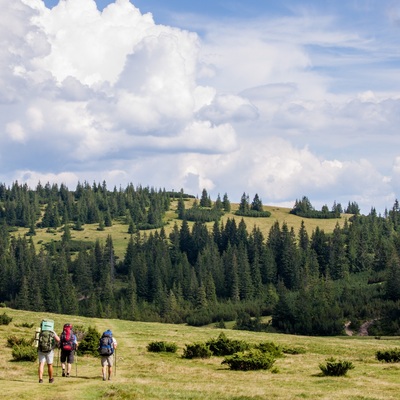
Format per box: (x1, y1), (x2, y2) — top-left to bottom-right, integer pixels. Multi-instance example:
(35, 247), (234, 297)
(66, 373), (70, 377)
(102, 377), (106, 381)
(62, 370), (66, 377)
(39, 379), (43, 383)
(49, 378), (54, 383)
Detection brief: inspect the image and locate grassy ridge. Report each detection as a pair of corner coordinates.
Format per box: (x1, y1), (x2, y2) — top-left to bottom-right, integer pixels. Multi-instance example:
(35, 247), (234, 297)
(1, 307), (399, 400)
(15, 201), (352, 259)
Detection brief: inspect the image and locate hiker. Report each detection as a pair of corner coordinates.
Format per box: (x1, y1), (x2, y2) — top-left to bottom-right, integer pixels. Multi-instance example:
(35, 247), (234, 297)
(59, 323), (78, 377)
(98, 329), (117, 381)
(38, 321), (60, 384)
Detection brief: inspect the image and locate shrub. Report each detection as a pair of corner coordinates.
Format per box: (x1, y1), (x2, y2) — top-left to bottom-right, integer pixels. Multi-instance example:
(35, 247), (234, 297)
(147, 341), (178, 353)
(0, 302), (6, 308)
(319, 357), (355, 376)
(182, 342), (212, 359)
(282, 345), (306, 355)
(12, 345), (37, 362)
(77, 326), (101, 357)
(0, 312), (12, 325)
(15, 322), (34, 328)
(254, 341), (284, 358)
(222, 349), (276, 371)
(206, 332), (250, 356)
(7, 335), (33, 348)
(376, 348), (400, 363)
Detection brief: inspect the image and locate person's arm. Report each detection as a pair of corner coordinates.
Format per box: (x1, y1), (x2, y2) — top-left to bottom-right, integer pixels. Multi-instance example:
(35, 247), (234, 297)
(113, 338), (117, 349)
(53, 332), (60, 342)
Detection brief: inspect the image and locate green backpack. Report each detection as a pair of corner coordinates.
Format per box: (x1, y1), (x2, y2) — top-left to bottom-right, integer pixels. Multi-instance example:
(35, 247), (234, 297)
(38, 330), (54, 353)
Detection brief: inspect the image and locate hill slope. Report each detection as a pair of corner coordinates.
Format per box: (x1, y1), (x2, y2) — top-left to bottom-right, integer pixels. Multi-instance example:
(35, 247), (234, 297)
(1, 307), (399, 400)
(16, 201), (351, 259)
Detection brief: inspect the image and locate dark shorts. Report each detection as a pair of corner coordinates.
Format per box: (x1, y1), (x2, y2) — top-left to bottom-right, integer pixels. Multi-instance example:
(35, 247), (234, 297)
(60, 350), (75, 364)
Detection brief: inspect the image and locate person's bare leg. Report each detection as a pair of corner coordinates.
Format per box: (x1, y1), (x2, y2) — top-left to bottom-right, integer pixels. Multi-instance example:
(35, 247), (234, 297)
(48, 364), (53, 380)
(102, 365), (107, 380)
(38, 361), (45, 381)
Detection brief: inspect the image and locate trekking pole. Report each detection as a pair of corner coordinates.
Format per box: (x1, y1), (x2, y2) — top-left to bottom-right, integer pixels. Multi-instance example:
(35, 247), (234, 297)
(56, 348), (60, 376)
(114, 349), (117, 377)
(75, 350), (78, 377)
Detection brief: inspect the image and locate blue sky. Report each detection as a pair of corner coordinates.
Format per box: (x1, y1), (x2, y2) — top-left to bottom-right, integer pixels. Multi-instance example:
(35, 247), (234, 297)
(2, 0), (400, 213)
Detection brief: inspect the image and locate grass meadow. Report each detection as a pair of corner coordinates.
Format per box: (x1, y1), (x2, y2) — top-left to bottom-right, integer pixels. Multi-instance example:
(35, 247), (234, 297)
(1, 307), (400, 400)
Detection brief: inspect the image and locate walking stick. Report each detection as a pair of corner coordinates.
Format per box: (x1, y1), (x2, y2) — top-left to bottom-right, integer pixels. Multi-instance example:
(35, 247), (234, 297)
(75, 350), (78, 377)
(56, 348), (60, 376)
(114, 349), (117, 377)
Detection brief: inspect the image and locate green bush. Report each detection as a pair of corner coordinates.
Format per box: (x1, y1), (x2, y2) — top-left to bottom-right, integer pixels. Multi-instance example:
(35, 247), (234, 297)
(7, 335), (33, 348)
(77, 325), (101, 356)
(206, 332), (250, 356)
(0, 312), (12, 325)
(147, 341), (178, 353)
(12, 345), (37, 362)
(182, 342), (212, 359)
(254, 341), (284, 358)
(15, 322), (34, 328)
(319, 357), (355, 376)
(376, 348), (400, 363)
(282, 345), (306, 355)
(222, 349), (276, 371)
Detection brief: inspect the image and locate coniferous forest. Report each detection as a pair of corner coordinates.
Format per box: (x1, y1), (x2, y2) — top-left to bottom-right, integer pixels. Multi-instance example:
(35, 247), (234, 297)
(0, 181), (400, 336)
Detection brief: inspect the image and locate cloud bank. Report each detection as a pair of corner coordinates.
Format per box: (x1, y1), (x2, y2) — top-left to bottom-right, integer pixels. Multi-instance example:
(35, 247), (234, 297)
(1, 0), (400, 214)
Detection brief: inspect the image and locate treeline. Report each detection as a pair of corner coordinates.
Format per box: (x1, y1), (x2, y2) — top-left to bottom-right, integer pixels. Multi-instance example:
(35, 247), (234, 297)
(290, 196), (360, 219)
(0, 182), (400, 336)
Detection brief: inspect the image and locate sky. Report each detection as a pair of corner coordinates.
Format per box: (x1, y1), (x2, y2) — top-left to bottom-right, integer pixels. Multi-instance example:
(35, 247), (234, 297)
(2, 0), (400, 214)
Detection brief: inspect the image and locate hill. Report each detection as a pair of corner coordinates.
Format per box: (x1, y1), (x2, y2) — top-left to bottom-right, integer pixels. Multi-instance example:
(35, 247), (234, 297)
(15, 200), (351, 259)
(1, 307), (399, 400)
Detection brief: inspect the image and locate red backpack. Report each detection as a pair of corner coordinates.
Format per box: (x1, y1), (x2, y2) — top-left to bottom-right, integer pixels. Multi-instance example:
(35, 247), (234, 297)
(60, 324), (75, 351)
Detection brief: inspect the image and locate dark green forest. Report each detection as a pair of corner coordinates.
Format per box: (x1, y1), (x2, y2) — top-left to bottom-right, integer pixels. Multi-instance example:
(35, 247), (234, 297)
(1, 181), (400, 336)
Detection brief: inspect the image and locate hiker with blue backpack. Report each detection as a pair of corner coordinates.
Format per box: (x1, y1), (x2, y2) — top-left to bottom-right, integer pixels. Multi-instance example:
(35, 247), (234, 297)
(37, 319), (60, 384)
(59, 323), (78, 377)
(98, 329), (117, 381)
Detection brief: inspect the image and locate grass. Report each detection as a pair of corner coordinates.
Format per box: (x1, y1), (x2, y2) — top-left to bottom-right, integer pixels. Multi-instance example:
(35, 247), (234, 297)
(1, 307), (400, 400)
(14, 201), (351, 260)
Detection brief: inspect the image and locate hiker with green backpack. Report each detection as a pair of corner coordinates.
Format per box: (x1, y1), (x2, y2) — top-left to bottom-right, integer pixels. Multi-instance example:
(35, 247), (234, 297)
(37, 319), (60, 384)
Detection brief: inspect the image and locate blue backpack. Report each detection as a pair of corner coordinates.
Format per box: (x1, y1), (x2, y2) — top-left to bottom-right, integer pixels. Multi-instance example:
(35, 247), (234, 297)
(98, 330), (114, 356)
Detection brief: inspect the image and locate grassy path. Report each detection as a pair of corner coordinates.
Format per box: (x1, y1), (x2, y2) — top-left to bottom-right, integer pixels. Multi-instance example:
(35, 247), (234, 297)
(1, 307), (400, 399)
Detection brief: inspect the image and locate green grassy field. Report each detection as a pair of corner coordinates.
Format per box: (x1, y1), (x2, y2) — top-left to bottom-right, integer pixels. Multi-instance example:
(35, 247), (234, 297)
(14, 201), (352, 260)
(1, 307), (399, 400)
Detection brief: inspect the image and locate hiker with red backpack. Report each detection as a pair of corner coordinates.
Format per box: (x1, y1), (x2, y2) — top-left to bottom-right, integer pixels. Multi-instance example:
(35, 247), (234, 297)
(59, 323), (78, 377)
(98, 329), (117, 381)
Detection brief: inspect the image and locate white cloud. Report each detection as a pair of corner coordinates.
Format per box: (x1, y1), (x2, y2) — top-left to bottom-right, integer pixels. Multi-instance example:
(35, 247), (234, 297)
(0, 0), (399, 215)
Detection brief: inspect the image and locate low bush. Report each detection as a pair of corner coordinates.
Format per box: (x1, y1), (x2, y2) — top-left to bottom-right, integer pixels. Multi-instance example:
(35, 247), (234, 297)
(0, 312), (12, 325)
(12, 344), (37, 362)
(7, 335), (33, 348)
(15, 322), (34, 328)
(319, 357), (355, 376)
(182, 342), (212, 359)
(77, 326), (101, 357)
(376, 348), (400, 363)
(147, 341), (178, 353)
(206, 332), (249, 356)
(222, 349), (276, 371)
(254, 341), (284, 358)
(282, 345), (306, 355)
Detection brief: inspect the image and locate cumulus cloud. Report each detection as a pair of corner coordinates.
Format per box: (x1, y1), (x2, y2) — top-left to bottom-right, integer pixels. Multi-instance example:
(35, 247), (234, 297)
(1, 0), (400, 215)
